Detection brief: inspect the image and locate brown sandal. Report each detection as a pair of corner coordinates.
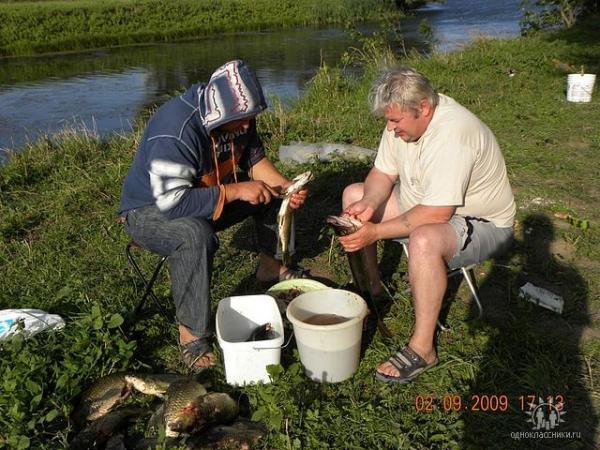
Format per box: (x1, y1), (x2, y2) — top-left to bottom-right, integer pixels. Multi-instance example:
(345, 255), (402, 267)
(179, 338), (216, 372)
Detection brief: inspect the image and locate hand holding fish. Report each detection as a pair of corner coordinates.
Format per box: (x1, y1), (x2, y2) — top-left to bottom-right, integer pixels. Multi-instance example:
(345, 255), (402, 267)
(286, 186), (308, 209)
(338, 221), (379, 252)
(343, 198), (377, 222)
(227, 180), (280, 205)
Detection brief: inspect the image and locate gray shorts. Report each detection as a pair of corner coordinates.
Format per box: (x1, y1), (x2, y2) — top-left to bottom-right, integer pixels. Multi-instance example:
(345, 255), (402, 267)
(446, 215), (513, 270)
(396, 215), (513, 270)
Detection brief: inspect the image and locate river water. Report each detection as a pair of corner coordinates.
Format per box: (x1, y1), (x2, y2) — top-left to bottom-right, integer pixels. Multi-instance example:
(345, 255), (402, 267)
(0, 0), (522, 160)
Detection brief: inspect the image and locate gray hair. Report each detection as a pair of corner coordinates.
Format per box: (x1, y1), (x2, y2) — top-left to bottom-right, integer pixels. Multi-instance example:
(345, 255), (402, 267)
(369, 66), (439, 116)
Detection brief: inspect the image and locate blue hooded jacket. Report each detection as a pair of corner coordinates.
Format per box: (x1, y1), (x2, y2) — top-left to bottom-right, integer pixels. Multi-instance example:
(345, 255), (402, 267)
(118, 60), (267, 220)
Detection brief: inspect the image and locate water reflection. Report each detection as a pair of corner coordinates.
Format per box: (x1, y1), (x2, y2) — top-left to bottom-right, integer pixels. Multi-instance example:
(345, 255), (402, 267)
(0, 0), (522, 155)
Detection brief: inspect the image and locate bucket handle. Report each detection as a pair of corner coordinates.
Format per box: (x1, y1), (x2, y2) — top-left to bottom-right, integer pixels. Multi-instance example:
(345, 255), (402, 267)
(252, 329), (294, 351)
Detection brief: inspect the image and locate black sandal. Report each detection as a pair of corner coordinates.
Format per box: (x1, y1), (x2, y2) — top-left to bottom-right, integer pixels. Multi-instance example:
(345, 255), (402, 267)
(375, 346), (438, 384)
(179, 338), (215, 372)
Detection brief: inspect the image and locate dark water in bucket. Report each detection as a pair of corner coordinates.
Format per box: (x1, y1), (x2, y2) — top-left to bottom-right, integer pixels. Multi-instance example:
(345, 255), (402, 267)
(304, 313), (351, 326)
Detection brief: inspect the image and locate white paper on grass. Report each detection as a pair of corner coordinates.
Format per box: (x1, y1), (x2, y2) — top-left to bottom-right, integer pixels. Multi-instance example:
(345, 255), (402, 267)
(0, 309), (65, 340)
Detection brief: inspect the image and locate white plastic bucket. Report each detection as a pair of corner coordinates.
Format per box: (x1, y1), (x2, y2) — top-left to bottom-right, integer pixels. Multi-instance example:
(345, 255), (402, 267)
(286, 289), (368, 383)
(216, 294), (284, 386)
(567, 73), (596, 102)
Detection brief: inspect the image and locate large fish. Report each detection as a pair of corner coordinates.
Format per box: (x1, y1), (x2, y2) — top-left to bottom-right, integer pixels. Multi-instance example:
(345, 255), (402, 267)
(196, 392), (239, 427)
(124, 373), (190, 398)
(69, 406), (147, 450)
(163, 379), (208, 437)
(186, 418), (267, 450)
(72, 373), (132, 425)
(326, 215), (393, 339)
(277, 171), (313, 266)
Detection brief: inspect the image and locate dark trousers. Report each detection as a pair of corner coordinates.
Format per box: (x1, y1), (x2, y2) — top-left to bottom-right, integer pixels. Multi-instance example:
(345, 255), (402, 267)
(123, 199), (294, 338)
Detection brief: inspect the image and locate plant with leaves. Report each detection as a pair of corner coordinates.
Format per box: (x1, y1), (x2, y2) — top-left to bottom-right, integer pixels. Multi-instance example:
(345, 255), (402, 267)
(521, 0), (599, 32)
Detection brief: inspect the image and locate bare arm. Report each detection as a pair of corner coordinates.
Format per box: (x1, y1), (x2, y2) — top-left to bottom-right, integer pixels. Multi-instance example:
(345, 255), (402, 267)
(344, 167), (397, 221)
(339, 204), (456, 252)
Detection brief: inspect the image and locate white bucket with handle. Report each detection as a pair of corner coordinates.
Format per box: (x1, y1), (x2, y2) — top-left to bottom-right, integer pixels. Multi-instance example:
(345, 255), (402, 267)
(286, 289), (367, 383)
(216, 294), (284, 386)
(567, 73), (596, 102)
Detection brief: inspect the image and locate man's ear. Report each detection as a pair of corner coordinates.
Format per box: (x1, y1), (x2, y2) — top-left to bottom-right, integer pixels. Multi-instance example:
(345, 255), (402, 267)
(420, 99), (433, 118)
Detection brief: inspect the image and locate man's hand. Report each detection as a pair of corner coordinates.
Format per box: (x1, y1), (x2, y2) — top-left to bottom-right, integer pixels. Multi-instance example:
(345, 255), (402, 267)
(284, 183), (308, 209)
(338, 221), (379, 252)
(343, 199), (377, 222)
(228, 181), (280, 205)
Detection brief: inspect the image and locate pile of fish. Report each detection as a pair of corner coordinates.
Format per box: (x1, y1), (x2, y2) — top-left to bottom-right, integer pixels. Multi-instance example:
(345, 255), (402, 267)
(70, 373), (266, 450)
(277, 171), (313, 266)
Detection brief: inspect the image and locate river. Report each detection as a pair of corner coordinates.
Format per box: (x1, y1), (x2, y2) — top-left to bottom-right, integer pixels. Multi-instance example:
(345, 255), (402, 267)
(0, 0), (522, 161)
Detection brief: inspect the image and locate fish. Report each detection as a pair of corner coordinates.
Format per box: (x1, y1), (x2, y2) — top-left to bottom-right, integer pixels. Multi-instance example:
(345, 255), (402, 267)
(326, 215), (393, 339)
(277, 171), (313, 266)
(71, 373), (132, 425)
(186, 417), (267, 450)
(124, 373), (190, 398)
(245, 322), (274, 342)
(69, 406), (147, 450)
(163, 379), (208, 437)
(196, 393), (240, 428)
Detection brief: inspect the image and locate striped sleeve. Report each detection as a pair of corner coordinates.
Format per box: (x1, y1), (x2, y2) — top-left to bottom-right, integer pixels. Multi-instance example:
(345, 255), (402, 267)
(147, 137), (221, 220)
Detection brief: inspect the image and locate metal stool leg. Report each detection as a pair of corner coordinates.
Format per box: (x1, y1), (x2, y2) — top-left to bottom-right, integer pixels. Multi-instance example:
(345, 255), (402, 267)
(126, 242), (169, 317)
(462, 267), (483, 321)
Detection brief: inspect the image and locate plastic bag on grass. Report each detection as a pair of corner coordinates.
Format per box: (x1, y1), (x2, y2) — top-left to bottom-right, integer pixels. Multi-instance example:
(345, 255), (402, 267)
(0, 309), (65, 340)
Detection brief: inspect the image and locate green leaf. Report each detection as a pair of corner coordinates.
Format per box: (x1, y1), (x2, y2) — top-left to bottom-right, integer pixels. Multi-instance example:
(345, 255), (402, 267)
(45, 409), (60, 422)
(92, 316), (103, 330)
(251, 407), (267, 422)
(17, 435), (30, 449)
(107, 313), (124, 329)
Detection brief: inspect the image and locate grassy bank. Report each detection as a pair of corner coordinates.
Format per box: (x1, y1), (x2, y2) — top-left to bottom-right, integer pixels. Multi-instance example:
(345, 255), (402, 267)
(0, 0), (402, 57)
(1, 18), (600, 450)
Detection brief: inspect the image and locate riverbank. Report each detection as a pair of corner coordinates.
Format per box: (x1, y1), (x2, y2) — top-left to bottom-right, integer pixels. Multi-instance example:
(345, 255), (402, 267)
(1, 17), (599, 450)
(0, 0), (403, 57)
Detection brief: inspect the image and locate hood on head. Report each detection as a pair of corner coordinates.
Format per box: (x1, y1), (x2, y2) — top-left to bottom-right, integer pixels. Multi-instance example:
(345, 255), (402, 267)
(199, 60), (267, 133)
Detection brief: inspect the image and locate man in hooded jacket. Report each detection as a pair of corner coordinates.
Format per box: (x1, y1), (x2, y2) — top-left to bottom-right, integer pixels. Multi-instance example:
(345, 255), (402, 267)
(118, 60), (307, 370)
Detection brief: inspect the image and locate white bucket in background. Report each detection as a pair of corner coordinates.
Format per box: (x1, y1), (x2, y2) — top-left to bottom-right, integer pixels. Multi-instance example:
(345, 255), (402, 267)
(567, 73), (596, 102)
(216, 294), (284, 386)
(286, 289), (368, 383)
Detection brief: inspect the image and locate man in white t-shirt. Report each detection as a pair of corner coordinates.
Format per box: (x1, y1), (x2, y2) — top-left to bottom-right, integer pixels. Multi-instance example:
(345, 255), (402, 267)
(338, 66), (515, 384)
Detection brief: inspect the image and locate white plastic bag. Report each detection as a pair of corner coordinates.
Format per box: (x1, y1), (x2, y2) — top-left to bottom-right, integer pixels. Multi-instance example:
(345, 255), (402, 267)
(519, 283), (564, 314)
(0, 309), (65, 340)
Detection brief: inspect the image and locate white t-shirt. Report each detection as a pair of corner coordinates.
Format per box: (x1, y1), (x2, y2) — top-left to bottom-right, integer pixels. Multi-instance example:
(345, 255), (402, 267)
(374, 94), (515, 228)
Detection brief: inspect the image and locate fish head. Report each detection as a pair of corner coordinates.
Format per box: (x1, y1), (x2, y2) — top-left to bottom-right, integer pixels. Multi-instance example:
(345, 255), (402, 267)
(326, 215), (363, 233)
(283, 171), (313, 196)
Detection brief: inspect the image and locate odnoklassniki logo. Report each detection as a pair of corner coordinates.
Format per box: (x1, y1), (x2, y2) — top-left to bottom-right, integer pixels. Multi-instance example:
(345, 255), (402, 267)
(525, 397), (566, 430)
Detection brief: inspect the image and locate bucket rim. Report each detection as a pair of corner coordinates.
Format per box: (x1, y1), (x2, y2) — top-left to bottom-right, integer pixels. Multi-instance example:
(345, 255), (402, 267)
(285, 288), (368, 331)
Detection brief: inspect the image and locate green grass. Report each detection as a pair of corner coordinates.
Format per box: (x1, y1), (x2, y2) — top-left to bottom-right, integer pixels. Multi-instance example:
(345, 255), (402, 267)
(1, 17), (599, 450)
(0, 0), (402, 57)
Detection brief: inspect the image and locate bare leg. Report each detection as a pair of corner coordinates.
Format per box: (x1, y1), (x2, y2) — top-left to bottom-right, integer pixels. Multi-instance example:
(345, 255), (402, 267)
(342, 183), (401, 296)
(255, 252), (294, 281)
(376, 223), (456, 376)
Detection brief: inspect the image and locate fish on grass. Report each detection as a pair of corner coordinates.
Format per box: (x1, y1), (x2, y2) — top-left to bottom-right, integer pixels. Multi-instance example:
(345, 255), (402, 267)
(186, 417), (267, 450)
(326, 215), (393, 339)
(72, 373), (196, 425)
(277, 171), (313, 266)
(69, 406), (147, 450)
(164, 379), (208, 437)
(72, 373), (132, 425)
